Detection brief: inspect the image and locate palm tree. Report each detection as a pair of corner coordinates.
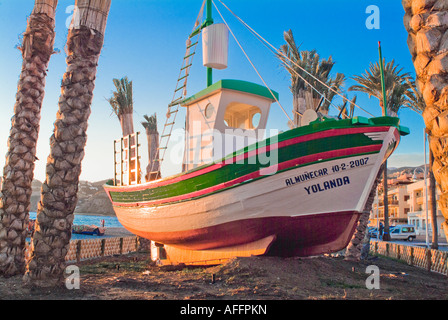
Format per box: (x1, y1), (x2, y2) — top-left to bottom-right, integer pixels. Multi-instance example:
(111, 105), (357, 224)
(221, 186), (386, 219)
(345, 169), (384, 260)
(278, 29), (345, 127)
(349, 59), (413, 242)
(403, 1), (448, 241)
(107, 77), (134, 136)
(141, 114), (161, 181)
(428, 149), (438, 249)
(107, 76), (140, 184)
(24, 0), (112, 286)
(136, 113), (161, 253)
(349, 59), (414, 116)
(0, 0), (58, 277)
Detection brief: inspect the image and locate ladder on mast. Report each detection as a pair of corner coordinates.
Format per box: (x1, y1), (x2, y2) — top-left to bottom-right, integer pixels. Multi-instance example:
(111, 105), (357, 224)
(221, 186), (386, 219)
(148, 0), (208, 178)
(147, 33), (201, 178)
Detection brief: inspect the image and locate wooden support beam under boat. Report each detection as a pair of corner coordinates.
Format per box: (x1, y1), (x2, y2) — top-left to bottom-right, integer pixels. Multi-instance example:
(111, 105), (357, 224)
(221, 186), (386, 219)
(154, 235), (277, 266)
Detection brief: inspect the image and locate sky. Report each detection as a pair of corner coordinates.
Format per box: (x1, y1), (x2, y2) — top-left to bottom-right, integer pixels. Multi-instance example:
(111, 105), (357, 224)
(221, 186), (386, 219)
(0, 0), (427, 182)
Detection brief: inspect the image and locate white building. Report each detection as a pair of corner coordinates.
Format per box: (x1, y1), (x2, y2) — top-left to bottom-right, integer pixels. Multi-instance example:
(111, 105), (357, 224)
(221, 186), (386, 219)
(406, 178), (444, 237)
(370, 176), (445, 237)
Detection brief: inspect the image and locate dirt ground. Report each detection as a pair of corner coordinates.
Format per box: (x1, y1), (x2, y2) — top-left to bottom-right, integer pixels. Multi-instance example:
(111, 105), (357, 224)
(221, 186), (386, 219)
(1, 251), (448, 302)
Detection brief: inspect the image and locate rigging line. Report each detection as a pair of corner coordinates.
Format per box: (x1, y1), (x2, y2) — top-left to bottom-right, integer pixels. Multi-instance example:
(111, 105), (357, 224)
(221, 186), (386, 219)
(194, 0), (206, 30)
(212, 0), (295, 127)
(216, 0), (375, 118)
(169, 0), (205, 99)
(214, 0), (342, 117)
(152, 2), (205, 175)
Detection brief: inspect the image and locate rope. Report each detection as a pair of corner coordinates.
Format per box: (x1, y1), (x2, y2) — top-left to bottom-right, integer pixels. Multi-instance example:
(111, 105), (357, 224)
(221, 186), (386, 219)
(151, 2), (205, 176)
(194, 0), (206, 30)
(215, 0), (375, 118)
(212, 0), (295, 126)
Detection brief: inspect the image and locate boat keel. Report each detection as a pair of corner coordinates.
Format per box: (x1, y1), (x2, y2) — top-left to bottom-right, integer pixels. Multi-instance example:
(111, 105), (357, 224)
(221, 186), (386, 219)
(152, 235), (277, 266)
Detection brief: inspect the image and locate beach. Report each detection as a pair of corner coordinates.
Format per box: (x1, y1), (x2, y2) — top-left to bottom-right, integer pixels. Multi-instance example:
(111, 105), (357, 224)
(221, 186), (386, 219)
(1, 252), (448, 301)
(103, 227), (133, 237)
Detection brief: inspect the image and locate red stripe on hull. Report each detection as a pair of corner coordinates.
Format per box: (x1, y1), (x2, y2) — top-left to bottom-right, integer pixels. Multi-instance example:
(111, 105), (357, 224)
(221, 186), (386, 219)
(109, 126), (390, 193)
(111, 144), (381, 207)
(124, 211), (360, 257)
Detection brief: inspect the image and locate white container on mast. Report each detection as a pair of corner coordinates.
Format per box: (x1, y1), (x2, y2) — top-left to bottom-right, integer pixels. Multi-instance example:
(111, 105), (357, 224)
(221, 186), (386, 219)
(202, 23), (229, 70)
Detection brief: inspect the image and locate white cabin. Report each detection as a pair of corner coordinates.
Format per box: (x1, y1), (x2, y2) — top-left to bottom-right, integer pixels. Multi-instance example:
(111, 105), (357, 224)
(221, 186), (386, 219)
(181, 79), (278, 171)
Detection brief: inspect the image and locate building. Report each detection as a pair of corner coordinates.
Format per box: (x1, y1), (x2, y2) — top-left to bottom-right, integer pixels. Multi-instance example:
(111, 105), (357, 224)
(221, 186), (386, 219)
(406, 178), (444, 237)
(371, 184), (410, 226)
(370, 169), (444, 237)
(371, 171), (413, 227)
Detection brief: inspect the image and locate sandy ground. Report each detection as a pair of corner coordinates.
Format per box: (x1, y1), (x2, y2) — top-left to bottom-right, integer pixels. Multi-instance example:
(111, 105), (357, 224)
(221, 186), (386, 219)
(104, 227), (133, 237)
(1, 249), (448, 303)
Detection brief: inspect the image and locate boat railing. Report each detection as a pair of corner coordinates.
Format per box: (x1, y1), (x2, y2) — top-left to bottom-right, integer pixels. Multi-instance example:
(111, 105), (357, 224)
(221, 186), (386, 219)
(113, 132), (141, 186)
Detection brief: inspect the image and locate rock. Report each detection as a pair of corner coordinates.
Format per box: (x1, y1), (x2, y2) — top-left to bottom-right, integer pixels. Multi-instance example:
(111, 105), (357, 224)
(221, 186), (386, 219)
(27, 178), (115, 216)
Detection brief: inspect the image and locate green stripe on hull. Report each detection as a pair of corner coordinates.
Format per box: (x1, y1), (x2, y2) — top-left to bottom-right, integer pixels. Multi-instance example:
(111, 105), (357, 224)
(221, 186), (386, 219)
(151, 150), (380, 207)
(107, 116), (407, 204)
(109, 131), (381, 203)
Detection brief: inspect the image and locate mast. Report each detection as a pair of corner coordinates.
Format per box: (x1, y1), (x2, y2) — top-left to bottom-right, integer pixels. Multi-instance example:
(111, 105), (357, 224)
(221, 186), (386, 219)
(378, 41), (387, 117)
(206, 0), (214, 87)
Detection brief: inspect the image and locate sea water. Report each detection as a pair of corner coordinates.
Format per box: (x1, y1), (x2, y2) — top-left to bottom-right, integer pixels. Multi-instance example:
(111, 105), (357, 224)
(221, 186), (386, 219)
(28, 212), (124, 240)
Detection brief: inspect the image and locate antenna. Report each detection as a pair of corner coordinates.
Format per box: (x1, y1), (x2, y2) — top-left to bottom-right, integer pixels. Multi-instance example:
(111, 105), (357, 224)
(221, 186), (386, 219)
(378, 41), (387, 117)
(206, 0), (213, 87)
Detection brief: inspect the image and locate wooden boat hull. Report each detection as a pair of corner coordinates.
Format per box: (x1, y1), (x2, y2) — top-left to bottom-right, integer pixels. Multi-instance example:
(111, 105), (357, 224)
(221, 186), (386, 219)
(119, 208), (360, 257)
(104, 117), (408, 259)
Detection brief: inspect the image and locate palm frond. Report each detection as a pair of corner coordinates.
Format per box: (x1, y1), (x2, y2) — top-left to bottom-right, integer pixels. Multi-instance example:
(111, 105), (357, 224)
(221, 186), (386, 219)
(349, 59), (413, 115)
(141, 113), (158, 132)
(278, 29), (345, 114)
(107, 76), (133, 117)
(405, 79), (425, 114)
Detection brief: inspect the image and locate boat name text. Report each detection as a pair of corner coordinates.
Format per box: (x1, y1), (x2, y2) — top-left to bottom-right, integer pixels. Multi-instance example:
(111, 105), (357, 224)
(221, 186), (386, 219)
(304, 176), (351, 195)
(285, 169), (328, 187)
(284, 157), (369, 188)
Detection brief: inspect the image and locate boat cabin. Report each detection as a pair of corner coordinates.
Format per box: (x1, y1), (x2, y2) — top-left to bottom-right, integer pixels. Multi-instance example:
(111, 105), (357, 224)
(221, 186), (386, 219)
(181, 79), (278, 171)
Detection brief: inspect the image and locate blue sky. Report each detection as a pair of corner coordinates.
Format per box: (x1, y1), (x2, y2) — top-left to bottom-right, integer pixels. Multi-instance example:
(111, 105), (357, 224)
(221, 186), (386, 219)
(0, 0), (426, 182)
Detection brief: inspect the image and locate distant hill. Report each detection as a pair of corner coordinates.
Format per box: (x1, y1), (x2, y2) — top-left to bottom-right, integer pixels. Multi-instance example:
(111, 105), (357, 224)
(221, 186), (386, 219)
(29, 179), (115, 216)
(387, 164), (429, 175)
(75, 180), (115, 215)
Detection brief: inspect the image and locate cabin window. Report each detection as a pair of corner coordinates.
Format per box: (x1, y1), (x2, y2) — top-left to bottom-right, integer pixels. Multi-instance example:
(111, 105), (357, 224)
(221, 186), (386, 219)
(223, 102), (261, 130)
(205, 103), (215, 119)
(251, 112), (261, 128)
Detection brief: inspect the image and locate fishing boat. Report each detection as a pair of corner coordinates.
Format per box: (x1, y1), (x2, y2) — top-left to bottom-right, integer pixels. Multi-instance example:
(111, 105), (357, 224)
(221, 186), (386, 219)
(103, 0), (409, 265)
(72, 225), (106, 236)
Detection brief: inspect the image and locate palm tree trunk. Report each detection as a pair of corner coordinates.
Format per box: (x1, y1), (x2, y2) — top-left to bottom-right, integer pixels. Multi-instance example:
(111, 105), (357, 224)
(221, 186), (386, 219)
(305, 90), (314, 111)
(145, 128), (161, 181)
(345, 167), (384, 260)
(382, 162), (391, 240)
(403, 0), (448, 241)
(24, 0), (111, 286)
(429, 147), (438, 249)
(119, 112), (139, 184)
(0, 0), (57, 277)
(292, 91), (306, 127)
(119, 112), (134, 137)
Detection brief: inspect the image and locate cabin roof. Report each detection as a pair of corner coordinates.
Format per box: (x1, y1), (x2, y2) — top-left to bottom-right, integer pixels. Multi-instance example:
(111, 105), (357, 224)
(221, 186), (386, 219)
(181, 79), (279, 106)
